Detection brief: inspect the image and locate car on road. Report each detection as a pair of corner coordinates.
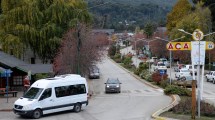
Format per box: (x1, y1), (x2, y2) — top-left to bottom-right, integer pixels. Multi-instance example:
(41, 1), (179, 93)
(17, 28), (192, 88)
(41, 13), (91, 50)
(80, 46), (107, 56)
(88, 66), (100, 79)
(105, 78), (121, 93)
(205, 71), (215, 82)
(175, 68), (191, 78)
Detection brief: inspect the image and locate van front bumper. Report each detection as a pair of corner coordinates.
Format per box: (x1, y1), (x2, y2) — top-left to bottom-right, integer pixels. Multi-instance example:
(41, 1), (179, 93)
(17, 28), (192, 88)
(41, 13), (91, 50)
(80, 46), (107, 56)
(13, 109), (34, 116)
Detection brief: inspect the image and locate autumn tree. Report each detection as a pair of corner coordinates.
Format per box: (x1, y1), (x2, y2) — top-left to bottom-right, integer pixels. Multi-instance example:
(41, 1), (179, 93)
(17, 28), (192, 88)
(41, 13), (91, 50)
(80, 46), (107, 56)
(166, 0), (192, 35)
(170, 4), (212, 41)
(53, 24), (108, 76)
(150, 40), (168, 58)
(0, 0), (92, 62)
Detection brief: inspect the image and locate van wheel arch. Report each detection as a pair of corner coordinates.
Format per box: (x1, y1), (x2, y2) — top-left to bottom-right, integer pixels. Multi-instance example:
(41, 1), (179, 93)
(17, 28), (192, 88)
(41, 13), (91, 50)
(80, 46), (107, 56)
(32, 108), (42, 119)
(73, 103), (82, 112)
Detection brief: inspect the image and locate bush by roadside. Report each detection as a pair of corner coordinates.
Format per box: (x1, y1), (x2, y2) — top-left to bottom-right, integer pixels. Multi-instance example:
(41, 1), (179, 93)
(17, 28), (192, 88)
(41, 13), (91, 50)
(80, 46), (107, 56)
(164, 85), (191, 96)
(151, 71), (168, 85)
(171, 96), (215, 117)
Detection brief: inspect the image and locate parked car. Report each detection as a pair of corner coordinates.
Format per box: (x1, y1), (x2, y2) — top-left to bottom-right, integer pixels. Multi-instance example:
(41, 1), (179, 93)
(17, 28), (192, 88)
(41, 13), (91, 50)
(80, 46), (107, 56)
(146, 57), (158, 63)
(205, 71), (215, 82)
(184, 64), (197, 75)
(154, 61), (167, 72)
(159, 58), (167, 63)
(209, 72), (215, 84)
(105, 78), (121, 93)
(175, 68), (191, 78)
(88, 66), (100, 79)
(137, 54), (147, 59)
(173, 75), (194, 87)
(164, 61), (170, 68)
(174, 64), (185, 72)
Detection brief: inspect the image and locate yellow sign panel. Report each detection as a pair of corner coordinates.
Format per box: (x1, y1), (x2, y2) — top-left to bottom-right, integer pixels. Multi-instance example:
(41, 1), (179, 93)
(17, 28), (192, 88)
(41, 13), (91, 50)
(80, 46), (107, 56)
(166, 41), (214, 50)
(166, 42), (191, 50)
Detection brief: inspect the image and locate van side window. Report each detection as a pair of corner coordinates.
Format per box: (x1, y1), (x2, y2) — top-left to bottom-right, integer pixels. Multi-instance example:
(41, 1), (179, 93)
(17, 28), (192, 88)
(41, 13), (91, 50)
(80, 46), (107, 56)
(55, 84), (86, 98)
(40, 88), (52, 100)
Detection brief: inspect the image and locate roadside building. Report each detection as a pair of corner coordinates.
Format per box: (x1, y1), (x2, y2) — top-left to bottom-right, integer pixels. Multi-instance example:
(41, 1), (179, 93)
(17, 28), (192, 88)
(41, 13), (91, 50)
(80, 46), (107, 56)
(0, 51), (53, 91)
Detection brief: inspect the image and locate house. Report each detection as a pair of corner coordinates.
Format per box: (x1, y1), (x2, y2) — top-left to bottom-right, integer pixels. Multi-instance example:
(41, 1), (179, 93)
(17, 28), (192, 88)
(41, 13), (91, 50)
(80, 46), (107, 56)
(0, 51), (53, 91)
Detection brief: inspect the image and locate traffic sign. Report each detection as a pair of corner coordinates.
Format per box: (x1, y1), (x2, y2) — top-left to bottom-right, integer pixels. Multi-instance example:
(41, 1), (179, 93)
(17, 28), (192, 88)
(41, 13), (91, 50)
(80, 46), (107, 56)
(166, 41), (214, 50)
(206, 41), (214, 50)
(192, 29), (204, 41)
(159, 69), (166, 75)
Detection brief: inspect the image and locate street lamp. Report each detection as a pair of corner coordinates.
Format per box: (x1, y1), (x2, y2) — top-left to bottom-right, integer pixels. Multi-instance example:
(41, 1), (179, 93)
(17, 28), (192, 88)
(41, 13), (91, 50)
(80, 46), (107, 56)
(145, 39), (161, 73)
(134, 38), (146, 67)
(178, 28), (215, 118)
(155, 36), (185, 85)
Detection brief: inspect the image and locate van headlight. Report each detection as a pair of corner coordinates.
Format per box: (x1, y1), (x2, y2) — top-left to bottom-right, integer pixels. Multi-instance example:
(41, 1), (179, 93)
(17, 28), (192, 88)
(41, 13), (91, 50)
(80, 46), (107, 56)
(116, 85), (119, 87)
(106, 85), (109, 88)
(23, 105), (32, 110)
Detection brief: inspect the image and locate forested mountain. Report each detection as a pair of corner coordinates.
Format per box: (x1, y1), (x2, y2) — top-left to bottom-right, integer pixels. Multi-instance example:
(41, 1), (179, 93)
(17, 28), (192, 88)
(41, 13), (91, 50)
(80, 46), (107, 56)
(86, 0), (178, 31)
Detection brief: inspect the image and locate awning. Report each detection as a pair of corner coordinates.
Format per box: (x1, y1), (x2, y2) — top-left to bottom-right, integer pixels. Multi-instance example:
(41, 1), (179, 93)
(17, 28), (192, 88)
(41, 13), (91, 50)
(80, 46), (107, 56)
(0, 67), (6, 73)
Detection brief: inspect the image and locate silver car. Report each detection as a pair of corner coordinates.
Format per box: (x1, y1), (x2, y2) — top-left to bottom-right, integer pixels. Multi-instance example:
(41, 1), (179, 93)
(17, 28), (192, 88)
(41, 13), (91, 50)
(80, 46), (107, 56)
(105, 78), (121, 93)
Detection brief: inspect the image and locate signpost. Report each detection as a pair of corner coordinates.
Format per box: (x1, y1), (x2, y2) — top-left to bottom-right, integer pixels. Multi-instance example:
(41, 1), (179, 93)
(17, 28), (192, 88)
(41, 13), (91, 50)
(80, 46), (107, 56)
(1, 69), (13, 103)
(166, 41), (214, 50)
(177, 28), (215, 118)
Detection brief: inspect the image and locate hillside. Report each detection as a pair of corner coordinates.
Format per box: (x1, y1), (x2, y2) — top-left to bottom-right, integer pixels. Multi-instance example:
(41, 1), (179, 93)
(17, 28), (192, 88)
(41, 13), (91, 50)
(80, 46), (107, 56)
(87, 0), (178, 31)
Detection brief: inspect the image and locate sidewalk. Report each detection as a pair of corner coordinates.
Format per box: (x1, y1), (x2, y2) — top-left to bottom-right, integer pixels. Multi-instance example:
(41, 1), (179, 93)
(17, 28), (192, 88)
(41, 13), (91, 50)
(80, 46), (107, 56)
(0, 91), (23, 111)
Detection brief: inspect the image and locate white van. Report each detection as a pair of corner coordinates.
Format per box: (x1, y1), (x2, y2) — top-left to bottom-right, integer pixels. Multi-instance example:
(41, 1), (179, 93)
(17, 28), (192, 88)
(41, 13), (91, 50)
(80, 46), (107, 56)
(13, 74), (89, 119)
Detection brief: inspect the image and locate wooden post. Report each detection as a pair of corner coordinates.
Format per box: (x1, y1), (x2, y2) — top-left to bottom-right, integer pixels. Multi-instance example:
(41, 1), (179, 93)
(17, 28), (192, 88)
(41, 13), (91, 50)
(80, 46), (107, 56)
(191, 80), (196, 119)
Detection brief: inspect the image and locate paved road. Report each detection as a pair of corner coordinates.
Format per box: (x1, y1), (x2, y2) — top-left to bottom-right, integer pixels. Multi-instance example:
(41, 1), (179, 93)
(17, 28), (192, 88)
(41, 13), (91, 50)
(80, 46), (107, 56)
(0, 55), (172, 120)
(87, 56), (172, 120)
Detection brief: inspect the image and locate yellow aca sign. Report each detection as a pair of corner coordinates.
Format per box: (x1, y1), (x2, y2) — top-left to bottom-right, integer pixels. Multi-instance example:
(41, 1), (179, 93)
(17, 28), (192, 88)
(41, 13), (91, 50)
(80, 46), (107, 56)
(166, 41), (214, 50)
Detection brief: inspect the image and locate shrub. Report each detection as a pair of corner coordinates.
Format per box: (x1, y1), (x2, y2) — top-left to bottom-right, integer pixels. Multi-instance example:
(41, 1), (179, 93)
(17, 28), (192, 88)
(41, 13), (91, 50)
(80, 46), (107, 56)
(108, 45), (116, 56)
(160, 79), (169, 88)
(123, 56), (132, 67)
(171, 97), (215, 117)
(151, 71), (168, 85)
(145, 73), (152, 82)
(134, 68), (140, 75)
(164, 85), (191, 96)
(140, 70), (149, 79)
(35, 73), (49, 80)
(139, 62), (148, 70)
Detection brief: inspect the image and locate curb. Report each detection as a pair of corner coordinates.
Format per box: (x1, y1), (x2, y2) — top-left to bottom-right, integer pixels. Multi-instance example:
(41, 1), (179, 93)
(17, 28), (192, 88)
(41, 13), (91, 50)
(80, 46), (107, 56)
(108, 57), (160, 89)
(151, 94), (181, 120)
(0, 109), (13, 112)
(108, 57), (181, 120)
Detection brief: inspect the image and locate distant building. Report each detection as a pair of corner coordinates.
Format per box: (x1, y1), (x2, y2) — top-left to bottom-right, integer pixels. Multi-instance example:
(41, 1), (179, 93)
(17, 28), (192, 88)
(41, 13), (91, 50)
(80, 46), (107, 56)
(92, 29), (115, 35)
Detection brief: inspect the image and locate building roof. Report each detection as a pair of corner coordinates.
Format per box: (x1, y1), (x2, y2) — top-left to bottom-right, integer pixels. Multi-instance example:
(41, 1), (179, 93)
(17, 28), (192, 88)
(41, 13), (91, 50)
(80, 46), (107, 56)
(92, 29), (114, 35)
(0, 51), (53, 75)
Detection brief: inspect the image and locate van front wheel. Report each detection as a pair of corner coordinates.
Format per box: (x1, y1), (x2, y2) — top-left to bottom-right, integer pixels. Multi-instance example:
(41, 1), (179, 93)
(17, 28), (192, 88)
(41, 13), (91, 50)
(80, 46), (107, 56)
(73, 103), (82, 112)
(32, 109), (42, 119)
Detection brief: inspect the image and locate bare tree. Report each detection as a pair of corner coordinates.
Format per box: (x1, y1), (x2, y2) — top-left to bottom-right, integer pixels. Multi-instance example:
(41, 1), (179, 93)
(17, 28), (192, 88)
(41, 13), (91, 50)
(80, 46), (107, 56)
(53, 24), (108, 76)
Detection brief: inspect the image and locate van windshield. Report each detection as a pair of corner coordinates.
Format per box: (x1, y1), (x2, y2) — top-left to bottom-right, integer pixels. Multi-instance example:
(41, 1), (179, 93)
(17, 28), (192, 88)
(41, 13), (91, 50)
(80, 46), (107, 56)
(23, 87), (43, 99)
